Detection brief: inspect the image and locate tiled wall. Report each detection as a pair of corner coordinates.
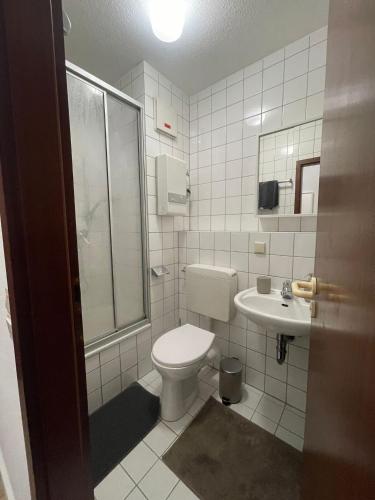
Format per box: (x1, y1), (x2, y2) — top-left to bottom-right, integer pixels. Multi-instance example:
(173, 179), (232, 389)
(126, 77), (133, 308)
(85, 62), (190, 414)
(189, 26), (327, 231)
(178, 229), (316, 413)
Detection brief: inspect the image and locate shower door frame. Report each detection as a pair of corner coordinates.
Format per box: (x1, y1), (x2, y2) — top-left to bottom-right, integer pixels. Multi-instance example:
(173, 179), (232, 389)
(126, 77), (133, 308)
(66, 62), (151, 356)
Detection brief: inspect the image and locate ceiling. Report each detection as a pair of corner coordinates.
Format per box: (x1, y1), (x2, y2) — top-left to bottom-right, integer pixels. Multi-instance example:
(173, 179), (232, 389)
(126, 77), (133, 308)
(63, 0), (329, 95)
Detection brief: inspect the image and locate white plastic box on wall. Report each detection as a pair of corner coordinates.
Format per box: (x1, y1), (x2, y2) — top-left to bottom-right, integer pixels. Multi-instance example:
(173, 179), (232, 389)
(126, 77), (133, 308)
(156, 154), (188, 216)
(155, 97), (177, 138)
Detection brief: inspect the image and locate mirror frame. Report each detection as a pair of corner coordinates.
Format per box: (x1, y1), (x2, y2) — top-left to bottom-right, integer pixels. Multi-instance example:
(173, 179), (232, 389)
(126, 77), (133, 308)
(294, 156), (321, 214)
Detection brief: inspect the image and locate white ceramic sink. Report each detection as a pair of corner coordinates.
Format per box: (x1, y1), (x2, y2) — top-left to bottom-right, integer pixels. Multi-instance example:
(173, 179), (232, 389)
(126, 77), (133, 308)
(234, 287), (311, 336)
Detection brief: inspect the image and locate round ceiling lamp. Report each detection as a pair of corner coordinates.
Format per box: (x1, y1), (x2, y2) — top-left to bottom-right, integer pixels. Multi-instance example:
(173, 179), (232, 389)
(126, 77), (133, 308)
(149, 0), (187, 43)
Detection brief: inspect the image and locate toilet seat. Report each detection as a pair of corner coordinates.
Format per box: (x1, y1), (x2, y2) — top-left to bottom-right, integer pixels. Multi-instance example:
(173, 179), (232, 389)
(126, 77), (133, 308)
(152, 324), (215, 368)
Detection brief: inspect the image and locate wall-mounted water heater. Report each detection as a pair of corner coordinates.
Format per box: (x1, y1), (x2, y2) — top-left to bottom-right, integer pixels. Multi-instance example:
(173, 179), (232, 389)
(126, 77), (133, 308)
(156, 154), (188, 216)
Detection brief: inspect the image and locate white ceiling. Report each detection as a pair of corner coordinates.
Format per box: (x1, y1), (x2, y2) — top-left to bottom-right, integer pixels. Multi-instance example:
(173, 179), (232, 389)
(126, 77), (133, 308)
(63, 0), (329, 95)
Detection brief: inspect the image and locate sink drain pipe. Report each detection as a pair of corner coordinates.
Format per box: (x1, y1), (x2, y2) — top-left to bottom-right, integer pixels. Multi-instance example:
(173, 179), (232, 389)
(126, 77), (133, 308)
(276, 334), (295, 365)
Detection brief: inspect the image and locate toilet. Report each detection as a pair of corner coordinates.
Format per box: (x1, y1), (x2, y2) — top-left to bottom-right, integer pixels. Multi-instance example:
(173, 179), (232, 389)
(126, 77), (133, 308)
(152, 264), (237, 421)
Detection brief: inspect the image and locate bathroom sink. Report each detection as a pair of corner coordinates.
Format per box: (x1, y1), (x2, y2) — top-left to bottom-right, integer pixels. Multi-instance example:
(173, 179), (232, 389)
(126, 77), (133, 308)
(234, 288), (311, 336)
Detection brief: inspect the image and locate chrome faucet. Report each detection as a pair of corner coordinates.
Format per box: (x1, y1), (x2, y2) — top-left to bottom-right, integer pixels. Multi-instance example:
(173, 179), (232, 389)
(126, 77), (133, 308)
(281, 280), (293, 299)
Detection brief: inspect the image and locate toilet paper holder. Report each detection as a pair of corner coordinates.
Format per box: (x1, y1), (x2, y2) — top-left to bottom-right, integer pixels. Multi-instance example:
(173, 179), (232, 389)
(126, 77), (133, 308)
(151, 265), (170, 277)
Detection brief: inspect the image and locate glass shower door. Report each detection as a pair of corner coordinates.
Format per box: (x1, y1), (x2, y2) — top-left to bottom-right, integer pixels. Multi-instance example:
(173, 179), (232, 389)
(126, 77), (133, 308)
(67, 67), (149, 350)
(106, 95), (145, 328)
(67, 74), (115, 343)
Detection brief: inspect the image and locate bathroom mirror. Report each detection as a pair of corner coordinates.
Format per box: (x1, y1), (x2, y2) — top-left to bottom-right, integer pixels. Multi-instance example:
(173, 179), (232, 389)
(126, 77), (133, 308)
(257, 119), (322, 215)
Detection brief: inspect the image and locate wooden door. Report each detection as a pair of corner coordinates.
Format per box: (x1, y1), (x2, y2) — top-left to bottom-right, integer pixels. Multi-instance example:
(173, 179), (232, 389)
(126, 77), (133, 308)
(303, 1), (375, 499)
(0, 1), (93, 498)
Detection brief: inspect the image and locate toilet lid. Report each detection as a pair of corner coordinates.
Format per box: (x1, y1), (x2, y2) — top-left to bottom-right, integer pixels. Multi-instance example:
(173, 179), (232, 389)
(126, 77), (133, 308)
(152, 324), (215, 368)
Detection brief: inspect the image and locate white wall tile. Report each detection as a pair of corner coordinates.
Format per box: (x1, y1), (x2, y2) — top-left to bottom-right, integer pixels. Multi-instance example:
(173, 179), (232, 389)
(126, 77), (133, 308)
(247, 349), (266, 372)
(293, 256), (315, 279)
(307, 66), (326, 96)
(306, 92), (324, 120)
(294, 232), (316, 257)
(227, 81), (244, 106)
(244, 72), (262, 98)
(263, 49), (284, 69)
(287, 385), (307, 412)
(244, 94), (262, 119)
(263, 62), (284, 90)
(269, 255), (293, 277)
(284, 50), (308, 81)
(212, 89), (226, 111)
(283, 75), (307, 105)
(265, 376), (287, 401)
(270, 233), (294, 256)
(262, 108), (282, 133)
(244, 60), (263, 77)
(309, 41), (327, 71)
(288, 345), (309, 370)
(285, 36), (309, 58)
(282, 99), (306, 127)
(230, 251), (248, 272)
(310, 26), (328, 46)
(288, 365), (308, 391)
(227, 102), (244, 124)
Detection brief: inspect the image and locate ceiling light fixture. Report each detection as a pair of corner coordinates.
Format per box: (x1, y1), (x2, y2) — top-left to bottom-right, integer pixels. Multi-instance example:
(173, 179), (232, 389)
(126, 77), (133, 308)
(149, 0), (187, 43)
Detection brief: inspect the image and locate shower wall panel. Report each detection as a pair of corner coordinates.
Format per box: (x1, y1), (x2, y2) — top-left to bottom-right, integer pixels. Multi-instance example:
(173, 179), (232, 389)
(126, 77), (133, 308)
(67, 74), (115, 343)
(107, 95), (145, 328)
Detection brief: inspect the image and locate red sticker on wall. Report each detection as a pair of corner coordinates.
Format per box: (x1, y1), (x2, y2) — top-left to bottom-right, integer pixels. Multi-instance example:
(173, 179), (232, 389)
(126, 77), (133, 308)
(164, 123), (171, 129)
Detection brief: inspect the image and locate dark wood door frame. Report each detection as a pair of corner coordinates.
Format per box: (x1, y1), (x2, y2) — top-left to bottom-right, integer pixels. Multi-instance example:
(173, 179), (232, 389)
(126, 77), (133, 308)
(294, 156), (320, 214)
(0, 1), (93, 498)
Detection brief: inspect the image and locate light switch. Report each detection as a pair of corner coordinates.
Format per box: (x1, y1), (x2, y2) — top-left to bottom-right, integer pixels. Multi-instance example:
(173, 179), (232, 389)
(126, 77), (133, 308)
(254, 241), (266, 254)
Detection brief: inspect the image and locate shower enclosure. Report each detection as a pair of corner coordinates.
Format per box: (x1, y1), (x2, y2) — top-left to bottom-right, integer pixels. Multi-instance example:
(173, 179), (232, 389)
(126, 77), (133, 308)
(66, 62), (150, 354)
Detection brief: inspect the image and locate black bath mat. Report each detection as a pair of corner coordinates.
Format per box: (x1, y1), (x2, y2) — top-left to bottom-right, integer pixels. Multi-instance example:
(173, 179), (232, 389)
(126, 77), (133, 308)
(89, 382), (160, 487)
(163, 397), (302, 500)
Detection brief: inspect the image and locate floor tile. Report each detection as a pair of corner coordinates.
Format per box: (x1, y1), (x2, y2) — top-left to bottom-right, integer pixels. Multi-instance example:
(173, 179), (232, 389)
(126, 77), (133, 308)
(199, 367), (219, 388)
(149, 377), (162, 395)
(138, 460), (178, 500)
(126, 487), (147, 500)
(121, 441), (158, 483)
(147, 382), (162, 397)
(167, 481), (199, 500)
(198, 365), (212, 379)
(230, 402), (254, 420)
(251, 411), (277, 434)
(275, 426), (304, 451)
(143, 422), (176, 457)
(279, 406), (305, 438)
(94, 465), (135, 500)
(256, 394), (285, 423)
(241, 384), (263, 409)
(198, 380), (216, 400)
(138, 379), (149, 389)
(163, 412), (193, 435)
(141, 369), (159, 385)
(187, 397), (206, 417)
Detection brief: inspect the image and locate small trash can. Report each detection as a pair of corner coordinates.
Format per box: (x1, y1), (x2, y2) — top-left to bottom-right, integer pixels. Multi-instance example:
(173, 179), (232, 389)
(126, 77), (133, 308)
(219, 357), (242, 405)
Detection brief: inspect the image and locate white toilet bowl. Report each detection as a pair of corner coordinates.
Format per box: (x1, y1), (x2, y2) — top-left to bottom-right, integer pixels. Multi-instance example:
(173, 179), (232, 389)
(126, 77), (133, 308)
(151, 324), (215, 421)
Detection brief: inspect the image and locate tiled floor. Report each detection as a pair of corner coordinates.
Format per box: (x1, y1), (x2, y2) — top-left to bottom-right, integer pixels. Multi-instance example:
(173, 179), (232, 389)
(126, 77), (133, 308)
(94, 366), (305, 500)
